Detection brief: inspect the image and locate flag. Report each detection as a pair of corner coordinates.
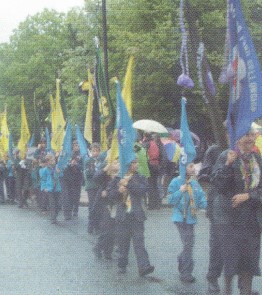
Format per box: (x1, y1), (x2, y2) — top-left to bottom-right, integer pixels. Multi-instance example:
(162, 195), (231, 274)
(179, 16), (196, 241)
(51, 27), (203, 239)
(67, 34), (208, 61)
(28, 134), (35, 148)
(57, 122), (72, 171)
(95, 41), (115, 146)
(106, 128), (119, 164)
(179, 97), (196, 181)
(49, 94), (56, 133)
(18, 97), (31, 159)
(226, 0), (262, 147)
(116, 81), (136, 178)
(75, 124), (88, 158)
(8, 133), (13, 160)
(51, 79), (66, 152)
(0, 110), (9, 152)
(84, 69), (94, 144)
(122, 55), (134, 117)
(45, 127), (52, 153)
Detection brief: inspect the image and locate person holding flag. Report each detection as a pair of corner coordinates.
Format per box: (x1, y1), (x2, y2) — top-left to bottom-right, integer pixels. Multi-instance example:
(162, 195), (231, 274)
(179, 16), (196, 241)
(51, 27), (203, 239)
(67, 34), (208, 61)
(167, 98), (207, 283)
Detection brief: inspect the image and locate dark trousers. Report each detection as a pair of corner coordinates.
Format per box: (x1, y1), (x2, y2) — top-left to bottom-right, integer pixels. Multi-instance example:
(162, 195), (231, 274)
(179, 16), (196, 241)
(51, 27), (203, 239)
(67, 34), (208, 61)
(0, 180), (5, 203)
(87, 188), (99, 231)
(148, 166), (161, 209)
(61, 178), (82, 219)
(206, 223), (223, 281)
(5, 176), (16, 201)
(176, 223), (195, 278)
(96, 206), (115, 256)
(38, 190), (49, 211)
(47, 191), (61, 222)
(116, 214), (151, 272)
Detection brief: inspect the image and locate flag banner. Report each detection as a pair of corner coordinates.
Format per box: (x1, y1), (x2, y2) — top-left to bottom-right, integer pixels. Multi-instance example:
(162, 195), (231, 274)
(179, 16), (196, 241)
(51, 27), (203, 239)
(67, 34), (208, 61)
(95, 42), (115, 139)
(226, 0), (262, 147)
(75, 124), (88, 158)
(28, 134), (35, 148)
(18, 97), (31, 159)
(116, 81), (136, 178)
(179, 97), (196, 181)
(51, 79), (66, 152)
(84, 69), (94, 144)
(122, 55), (134, 117)
(0, 111), (9, 152)
(57, 122), (72, 171)
(45, 127), (52, 153)
(8, 133), (13, 160)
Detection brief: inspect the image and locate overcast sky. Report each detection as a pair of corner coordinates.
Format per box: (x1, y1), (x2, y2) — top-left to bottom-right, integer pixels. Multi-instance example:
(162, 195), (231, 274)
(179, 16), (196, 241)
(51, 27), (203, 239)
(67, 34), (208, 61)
(0, 0), (84, 43)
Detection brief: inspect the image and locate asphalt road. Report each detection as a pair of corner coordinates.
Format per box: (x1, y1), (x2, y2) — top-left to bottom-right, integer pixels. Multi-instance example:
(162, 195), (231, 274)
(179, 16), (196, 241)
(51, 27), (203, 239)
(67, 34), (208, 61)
(0, 202), (261, 295)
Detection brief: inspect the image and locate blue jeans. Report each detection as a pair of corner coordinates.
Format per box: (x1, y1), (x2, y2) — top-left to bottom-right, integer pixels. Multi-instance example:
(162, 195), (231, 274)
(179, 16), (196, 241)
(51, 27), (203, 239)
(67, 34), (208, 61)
(176, 223), (195, 278)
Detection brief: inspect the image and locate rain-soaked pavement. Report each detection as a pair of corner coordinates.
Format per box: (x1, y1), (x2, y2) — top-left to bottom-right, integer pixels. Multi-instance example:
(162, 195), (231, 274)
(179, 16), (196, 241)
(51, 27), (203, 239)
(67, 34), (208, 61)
(0, 200), (261, 295)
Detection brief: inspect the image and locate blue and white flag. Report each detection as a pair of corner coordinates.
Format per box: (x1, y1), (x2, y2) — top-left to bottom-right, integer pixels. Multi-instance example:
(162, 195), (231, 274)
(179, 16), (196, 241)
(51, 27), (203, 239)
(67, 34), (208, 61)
(179, 97), (196, 181)
(116, 81), (136, 178)
(226, 0), (262, 147)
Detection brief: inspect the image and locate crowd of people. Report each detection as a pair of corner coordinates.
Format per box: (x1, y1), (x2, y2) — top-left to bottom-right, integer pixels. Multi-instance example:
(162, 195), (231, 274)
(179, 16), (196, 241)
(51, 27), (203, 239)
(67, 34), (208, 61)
(0, 126), (261, 295)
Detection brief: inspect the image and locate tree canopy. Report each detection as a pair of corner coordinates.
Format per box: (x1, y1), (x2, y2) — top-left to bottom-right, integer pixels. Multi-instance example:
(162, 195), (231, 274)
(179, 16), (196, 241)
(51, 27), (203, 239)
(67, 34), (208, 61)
(0, 0), (261, 144)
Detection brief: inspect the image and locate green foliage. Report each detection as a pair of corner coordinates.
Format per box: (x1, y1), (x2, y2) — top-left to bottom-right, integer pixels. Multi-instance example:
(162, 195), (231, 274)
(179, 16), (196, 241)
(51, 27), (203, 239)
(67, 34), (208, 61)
(0, 0), (261, 144)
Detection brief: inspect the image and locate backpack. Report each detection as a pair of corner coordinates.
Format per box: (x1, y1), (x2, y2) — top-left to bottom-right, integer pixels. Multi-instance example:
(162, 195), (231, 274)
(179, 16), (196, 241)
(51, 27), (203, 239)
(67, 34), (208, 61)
(147, 140), (160, 166)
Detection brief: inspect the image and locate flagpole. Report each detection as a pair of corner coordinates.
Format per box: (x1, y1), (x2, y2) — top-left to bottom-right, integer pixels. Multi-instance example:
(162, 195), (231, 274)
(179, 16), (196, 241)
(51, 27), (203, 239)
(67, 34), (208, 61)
(184, 0), (227, 149)
(102, 0), (109, 91)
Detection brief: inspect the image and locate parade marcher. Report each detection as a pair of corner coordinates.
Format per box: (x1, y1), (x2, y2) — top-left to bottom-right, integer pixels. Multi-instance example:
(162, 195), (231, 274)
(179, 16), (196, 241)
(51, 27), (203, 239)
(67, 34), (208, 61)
(84, 143), (105, 233)
(5, 154), (16, 204)
(211, 129), (262, 295)
(61, 140), (83, 220)
(198, 143), (224, 293)
(0, 159), (7, 204)
(109, 159), (155, 276)
(33, 137), (48, 161)
(142, 133), (168, 210)
(40, 154), (61, 224)
(92, 160), (119, 260)
(14, 150), (32, 208)
(168, 162), (207, 283)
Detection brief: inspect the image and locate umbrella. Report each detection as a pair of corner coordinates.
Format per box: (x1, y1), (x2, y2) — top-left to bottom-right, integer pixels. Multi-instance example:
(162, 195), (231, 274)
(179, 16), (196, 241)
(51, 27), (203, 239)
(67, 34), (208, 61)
(167, 127), (200, 147)
(161, 138), (181, 163)
(133, 119), (168, 134)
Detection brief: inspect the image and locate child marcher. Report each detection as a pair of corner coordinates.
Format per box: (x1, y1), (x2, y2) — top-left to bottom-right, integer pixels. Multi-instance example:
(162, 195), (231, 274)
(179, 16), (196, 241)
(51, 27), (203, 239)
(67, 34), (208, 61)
(84, 143), (106, 233)
(0, 159), (7, 204)
(168, 162), (207, 283)
(109, 159), (154, 276)
(92, 160), (120, 260)
(40, 155), (61, 224)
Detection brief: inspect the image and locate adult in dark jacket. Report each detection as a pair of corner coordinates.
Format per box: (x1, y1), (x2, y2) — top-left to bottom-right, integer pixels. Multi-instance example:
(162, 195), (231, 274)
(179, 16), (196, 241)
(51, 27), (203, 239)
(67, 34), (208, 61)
(108, 159), (154, 276)
(211, 129), (262, 295)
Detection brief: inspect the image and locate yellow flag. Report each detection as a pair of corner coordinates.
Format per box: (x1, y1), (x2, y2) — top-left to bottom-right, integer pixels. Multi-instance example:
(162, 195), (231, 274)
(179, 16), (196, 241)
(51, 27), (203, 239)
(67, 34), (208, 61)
(1, 110), (9, 152)
(18, 97), (30, 159)
(106, 128), (119, 164)
(51, 79), (66, 152)
(84, 70), (94, 144)
(49, 94), (56, 133)
(122, 55), (134, 117)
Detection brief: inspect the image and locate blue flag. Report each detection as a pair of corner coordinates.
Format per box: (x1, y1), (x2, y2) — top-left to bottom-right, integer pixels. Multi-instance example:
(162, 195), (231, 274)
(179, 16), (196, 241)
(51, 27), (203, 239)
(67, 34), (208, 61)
(179, 97), (196, 181)
(116, 81), (136, 178)
(75, 124), (88, 158)
(226, 0), (262, 147)
(8, 133), (14, 160)
(57, 122), (72, 171)
(45, 127), (52, 153)
(28, 134), (35, 148)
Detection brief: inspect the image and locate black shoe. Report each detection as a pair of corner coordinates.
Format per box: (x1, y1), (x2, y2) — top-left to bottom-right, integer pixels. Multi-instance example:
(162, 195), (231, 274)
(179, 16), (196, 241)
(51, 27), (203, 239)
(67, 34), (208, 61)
(208, 278), (220, 293)
(139, 265), (155, 277)
(180, 274), (196, 283)
(64, 216), (72, 221)
(51, 220), (57, 225)
(104, 254), (112, 260)
(118, 267), (127, 274)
